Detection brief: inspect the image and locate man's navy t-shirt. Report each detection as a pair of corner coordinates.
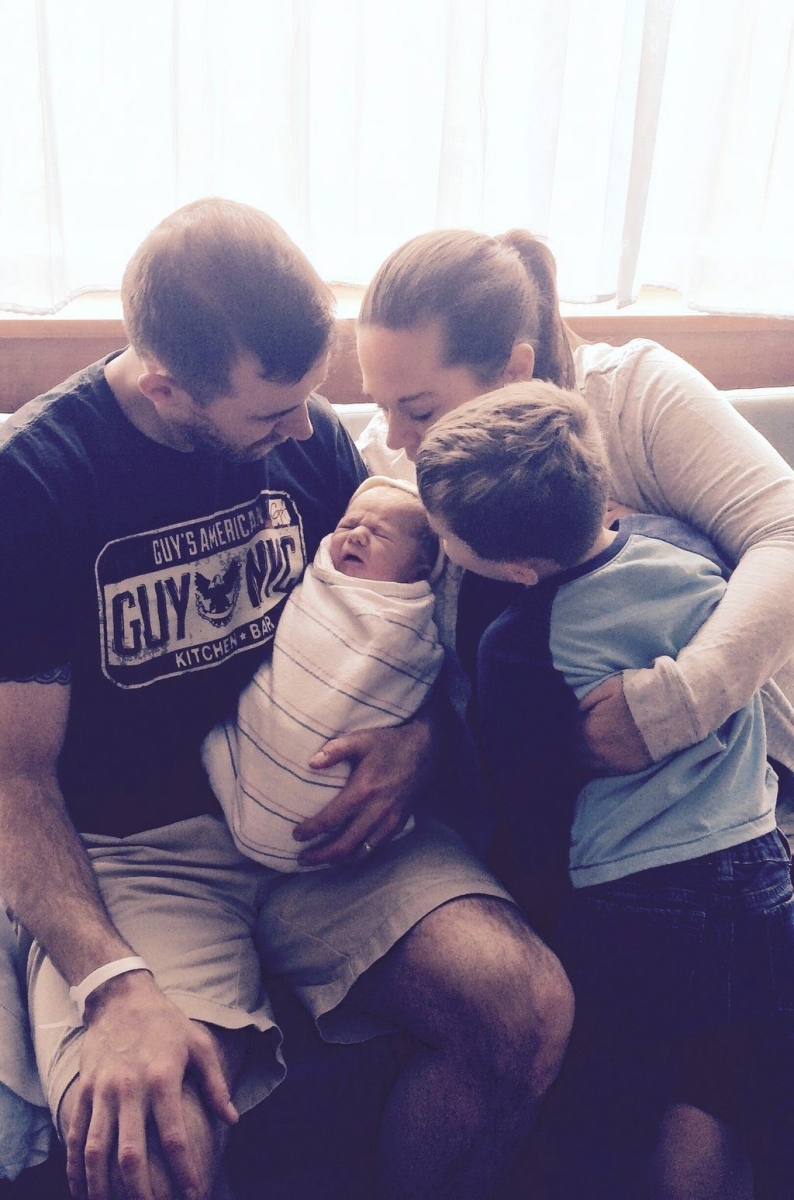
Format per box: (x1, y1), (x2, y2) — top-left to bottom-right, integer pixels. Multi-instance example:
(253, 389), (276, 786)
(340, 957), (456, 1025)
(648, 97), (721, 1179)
(0, 355), (367, 835)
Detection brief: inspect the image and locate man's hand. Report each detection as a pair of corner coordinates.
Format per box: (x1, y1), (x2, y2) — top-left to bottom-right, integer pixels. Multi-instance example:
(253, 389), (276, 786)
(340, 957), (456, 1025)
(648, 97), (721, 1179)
(293, 715), (436, 867)
(578, 674), (653, 775)
(64, 971), (237, 1200)
(0, 681), (236, 1199)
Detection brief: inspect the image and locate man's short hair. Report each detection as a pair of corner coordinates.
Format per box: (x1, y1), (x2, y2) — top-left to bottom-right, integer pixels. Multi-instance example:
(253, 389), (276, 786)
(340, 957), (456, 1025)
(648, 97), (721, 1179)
(415, 381), (610, 568)
(121, 198), (335, 402)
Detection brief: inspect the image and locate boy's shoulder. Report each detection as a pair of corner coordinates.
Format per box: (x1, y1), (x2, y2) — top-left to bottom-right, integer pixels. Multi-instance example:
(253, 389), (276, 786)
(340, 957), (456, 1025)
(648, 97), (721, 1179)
(557, 523), (727, 618)
(615, 513), (729, 576)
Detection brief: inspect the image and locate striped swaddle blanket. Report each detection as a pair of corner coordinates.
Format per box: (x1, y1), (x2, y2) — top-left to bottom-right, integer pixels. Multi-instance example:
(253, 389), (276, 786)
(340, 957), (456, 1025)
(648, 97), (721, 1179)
(201, 534), (443, 869)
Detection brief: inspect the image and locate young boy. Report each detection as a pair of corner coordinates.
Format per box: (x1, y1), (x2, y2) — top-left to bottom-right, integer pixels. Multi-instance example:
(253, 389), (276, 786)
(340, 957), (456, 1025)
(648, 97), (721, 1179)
(415, 380), (793, 1199)
(202, 476), (444, 869)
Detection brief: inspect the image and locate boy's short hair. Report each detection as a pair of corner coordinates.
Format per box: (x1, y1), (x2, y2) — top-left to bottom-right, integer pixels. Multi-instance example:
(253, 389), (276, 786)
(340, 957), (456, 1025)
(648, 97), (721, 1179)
(415, 381), (609, 568)
(121, 198), (335, 403)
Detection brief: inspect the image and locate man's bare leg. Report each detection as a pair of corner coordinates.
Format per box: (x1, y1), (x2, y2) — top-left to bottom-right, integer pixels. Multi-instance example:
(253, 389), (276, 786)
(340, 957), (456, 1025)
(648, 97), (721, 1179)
(348, 896), (574, 1200)
(650, 1103), (753, 1200)
(59, 1024), (247, 1200)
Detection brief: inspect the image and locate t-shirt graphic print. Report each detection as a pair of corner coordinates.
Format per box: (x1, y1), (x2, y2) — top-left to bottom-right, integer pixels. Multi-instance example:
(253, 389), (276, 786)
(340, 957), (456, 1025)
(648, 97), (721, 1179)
(97, 490), (306, 688)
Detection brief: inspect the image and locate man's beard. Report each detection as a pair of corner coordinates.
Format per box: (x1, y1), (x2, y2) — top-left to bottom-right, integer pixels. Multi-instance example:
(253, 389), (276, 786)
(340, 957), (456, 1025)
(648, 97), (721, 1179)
(181, 418), (277, 463)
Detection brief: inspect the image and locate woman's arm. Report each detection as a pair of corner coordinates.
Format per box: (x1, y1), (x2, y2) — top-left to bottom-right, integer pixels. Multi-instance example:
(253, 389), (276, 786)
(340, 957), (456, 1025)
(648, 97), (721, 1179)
(582, 341), (794, 765)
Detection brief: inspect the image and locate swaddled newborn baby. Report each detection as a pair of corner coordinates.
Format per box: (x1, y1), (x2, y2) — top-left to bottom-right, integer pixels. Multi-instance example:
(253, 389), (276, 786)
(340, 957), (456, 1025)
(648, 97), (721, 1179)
(201, 477), (443, 869)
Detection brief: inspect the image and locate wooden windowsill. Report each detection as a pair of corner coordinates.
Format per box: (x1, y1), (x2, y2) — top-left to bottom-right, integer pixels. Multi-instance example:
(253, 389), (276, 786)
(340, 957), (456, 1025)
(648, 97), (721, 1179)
(2, 289), (793, 408)
(2, 283), (789, 320)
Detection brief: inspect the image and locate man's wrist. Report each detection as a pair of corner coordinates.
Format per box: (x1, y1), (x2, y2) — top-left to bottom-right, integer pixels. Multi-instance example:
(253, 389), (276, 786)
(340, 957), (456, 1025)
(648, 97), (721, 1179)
(70, 956), (152, 1020)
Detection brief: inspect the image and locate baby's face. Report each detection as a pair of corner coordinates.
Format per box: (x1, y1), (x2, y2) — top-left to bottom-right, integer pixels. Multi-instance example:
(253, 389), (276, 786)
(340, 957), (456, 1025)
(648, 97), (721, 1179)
(330, 487), (429, 583)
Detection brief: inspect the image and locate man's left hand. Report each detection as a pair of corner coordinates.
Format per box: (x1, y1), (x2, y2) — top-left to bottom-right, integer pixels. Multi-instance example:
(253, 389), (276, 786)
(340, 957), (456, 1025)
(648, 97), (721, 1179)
(293, 714), (435, 866)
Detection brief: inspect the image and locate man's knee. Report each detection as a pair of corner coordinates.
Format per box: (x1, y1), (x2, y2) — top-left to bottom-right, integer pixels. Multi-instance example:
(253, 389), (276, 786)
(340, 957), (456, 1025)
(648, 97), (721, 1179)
(448, 897), (574, 1094)
(58, 1021), (242, 1200)
(62, 1082), (222, 1200)
(651, 1104), (754, 1200)
(379, 896), (574, 1096)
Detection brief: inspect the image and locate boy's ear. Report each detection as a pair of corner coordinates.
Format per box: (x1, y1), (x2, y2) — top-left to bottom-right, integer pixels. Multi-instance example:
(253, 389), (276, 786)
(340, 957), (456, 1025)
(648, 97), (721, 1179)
(504, 560), (540, 587)
(503, 342), (535, 384)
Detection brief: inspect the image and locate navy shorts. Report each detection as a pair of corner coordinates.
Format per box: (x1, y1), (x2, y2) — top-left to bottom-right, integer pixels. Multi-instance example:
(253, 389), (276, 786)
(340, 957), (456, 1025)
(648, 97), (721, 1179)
(532, 830), (794, 1200)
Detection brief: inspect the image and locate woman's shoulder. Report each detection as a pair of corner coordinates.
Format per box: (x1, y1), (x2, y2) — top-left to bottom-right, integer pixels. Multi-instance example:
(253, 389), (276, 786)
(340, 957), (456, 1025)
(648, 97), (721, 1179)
(355, 409), (417, 484)
(574, 337), (721, 426)
(574, 337), (710, 388)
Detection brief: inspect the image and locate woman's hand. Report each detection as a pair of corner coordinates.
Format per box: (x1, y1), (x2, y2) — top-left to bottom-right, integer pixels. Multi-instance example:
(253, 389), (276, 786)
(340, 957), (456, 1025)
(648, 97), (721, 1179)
(604, 499), (637, 524)
(578, 674), (653, 775)
(292, 713), (436, 866)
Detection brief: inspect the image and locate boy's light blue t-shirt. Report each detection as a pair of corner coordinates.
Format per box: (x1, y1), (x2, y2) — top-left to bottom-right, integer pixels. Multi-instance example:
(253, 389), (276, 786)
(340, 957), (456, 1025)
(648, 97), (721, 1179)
(548, 525), (777, 887)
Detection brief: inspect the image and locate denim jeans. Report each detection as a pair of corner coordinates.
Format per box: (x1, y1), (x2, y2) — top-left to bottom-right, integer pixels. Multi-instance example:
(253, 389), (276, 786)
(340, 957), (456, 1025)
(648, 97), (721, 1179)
(531, 830), (794, 1199)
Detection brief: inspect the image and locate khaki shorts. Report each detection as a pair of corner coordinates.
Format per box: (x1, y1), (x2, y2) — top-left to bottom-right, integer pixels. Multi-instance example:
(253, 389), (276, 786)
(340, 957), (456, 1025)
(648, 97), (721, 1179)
(26, 815), (510, 1133)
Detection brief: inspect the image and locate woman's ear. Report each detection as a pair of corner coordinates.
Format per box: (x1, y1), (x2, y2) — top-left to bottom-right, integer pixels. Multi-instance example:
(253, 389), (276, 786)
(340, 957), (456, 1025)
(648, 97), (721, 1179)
(503, 342), (535, 384)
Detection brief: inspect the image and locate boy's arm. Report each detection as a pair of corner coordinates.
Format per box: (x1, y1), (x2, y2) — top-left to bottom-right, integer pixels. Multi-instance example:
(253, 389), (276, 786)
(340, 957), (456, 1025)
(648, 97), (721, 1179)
(0, 676), (235, 1198)
(578, 673), (653, 773)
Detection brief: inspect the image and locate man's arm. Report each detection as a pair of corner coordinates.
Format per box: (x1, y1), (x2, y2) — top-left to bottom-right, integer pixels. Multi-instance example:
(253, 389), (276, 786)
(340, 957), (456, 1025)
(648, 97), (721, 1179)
(0, 676), (236, 1199)
(293, 698), (439, 866)
(0, 675), (133, 975)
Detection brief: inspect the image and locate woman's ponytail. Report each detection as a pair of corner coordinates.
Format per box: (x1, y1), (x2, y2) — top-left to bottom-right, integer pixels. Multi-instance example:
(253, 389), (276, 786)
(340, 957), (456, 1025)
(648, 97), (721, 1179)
(497, 231), (576, 389)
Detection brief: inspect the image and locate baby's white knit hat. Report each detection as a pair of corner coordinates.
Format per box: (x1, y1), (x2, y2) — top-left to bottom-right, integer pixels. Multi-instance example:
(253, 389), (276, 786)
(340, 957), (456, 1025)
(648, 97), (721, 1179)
(348, 475), (446, 584)
(349, 474), (421, 503)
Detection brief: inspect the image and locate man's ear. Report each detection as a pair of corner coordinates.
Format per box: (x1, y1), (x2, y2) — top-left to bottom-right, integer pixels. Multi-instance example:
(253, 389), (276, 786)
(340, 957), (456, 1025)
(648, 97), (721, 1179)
(136, 368), (189, 412)
(502, 341), (535, 384)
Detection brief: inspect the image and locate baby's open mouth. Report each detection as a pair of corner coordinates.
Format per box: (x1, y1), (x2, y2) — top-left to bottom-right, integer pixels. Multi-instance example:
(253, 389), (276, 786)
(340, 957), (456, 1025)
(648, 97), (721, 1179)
(343, 552), (363, 564)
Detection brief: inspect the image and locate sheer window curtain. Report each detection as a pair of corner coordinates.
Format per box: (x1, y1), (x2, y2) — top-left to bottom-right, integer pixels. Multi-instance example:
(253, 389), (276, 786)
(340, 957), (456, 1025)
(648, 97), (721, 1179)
(1, 0), (792, 315)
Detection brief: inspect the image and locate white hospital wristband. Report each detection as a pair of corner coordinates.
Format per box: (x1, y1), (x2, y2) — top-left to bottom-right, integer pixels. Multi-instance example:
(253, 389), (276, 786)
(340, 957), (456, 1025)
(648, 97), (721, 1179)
(69, 956), (151, 1019)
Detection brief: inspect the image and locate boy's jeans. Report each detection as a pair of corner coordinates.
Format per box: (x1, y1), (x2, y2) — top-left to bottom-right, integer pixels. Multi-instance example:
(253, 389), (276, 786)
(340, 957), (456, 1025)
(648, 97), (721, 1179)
(532, 830), (794, 1200)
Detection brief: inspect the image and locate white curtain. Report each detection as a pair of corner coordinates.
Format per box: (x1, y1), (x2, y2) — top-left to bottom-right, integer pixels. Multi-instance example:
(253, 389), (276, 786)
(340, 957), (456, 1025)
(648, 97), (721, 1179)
(1, 0), (792, 315)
